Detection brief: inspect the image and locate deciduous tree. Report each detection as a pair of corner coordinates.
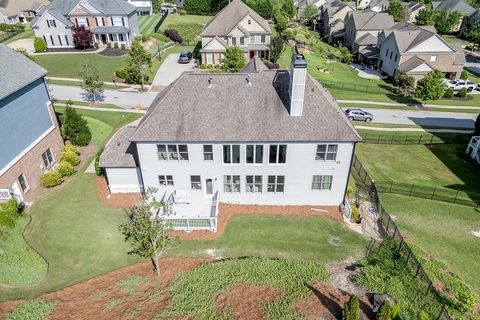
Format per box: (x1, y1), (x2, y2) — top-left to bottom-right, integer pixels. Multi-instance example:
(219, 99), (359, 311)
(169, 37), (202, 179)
(463, 21), (480, 49)
(126, 41), (152, 90)
(72, 26), (93, 49)
(222, 46), (246, 72)
(415, 7), (436, 26)
(119, 189), (176, 275)
(388, 0), (406, 22)
(394, 72), (416, 93)
(302, 4), (320, 25)
(434, 9), (462, 34)
(270, 34), (285, 62)
(415, 69), (445, 103)
(281, 0), (296, 19)
(79, 63), (104, 103)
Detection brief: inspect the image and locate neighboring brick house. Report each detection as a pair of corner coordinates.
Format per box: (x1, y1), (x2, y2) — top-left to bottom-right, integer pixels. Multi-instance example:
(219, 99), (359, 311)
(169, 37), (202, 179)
(99, 56), (361, 232)
(200, 0), (271, 65)
(344, 11), (394, 49)
(0, 45), (64, 203)
(0, 0), (49, 24)
(317, 0), (354, 44)
(31, 0), (140, 49)
(377, 22), (465, 80)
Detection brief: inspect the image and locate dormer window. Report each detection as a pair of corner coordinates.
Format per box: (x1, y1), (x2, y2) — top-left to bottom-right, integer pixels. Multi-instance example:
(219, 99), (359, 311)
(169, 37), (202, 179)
(46, 19), (56, 28)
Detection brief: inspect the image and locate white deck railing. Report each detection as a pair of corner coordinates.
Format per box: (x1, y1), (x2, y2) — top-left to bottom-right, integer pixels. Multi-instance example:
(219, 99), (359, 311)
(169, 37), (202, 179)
(340, 198), (352, 220)
(466, 136), (480, 164)
(0, 189), (12, 201)
(159, 191), (219, 233)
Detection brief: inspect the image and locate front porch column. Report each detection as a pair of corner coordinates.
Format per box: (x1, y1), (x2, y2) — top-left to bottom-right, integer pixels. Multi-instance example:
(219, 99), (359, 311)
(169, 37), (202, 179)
(126, 33), (130, 46)
(115, 33), (120, 45)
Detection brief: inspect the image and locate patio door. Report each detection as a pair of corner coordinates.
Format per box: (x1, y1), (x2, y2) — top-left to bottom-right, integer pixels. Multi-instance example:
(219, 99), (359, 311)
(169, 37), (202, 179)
(205, 178), (213, 195)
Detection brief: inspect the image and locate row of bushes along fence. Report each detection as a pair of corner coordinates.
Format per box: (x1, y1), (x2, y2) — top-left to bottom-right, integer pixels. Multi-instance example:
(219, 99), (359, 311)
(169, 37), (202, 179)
(353, 157), (452, 320)
(0, 30), (22, 43)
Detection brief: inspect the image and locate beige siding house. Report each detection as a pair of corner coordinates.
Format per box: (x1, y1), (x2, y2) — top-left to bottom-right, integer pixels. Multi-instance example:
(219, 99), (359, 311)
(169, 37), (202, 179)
(344, 11), (394, 49)
(318, 0), (354, 44)
(405, 2), (426, 24)
(377, 23), (465, 80)
(200, 0), (271, 65)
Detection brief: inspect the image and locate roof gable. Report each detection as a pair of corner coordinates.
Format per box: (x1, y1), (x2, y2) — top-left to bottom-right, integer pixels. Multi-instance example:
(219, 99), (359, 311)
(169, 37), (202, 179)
(407, 34), (455, 52)
(203, 36), (228, 51)
(69, 0), (102, 15)
(201, 0), (270, 37)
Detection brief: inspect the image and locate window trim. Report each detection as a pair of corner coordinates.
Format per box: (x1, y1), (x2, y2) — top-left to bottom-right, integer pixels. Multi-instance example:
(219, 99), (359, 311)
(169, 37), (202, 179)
(315, 144), (338, 161)
(311, 175), (333, 191)
(46, 18), (56, 28)
(268, 144), (287, 165)
(223, 175), (241, 193)
(158, 175), (174, 186)
(223, 144), (241, 164)
(157, 144), (189, 161)
(42, 148), (54, 168)
(203, 145), (214, 161)
(245, 175), (263, 193)
(245, 144), (263, 165)
(261, 34), (266, 43)
(267, 175), (285, 193)
(190, 175), (202, 190)
(18, 174), (29, 192)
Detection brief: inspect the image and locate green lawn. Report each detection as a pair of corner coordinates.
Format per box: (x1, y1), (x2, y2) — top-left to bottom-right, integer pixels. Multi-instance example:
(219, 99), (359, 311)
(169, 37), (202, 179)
(35, 53), (127, 82)
(46, 78), (127, 90)
(1, 29), (34, 45)
(356, 144), (480, 194)
(158, 14), (212, 32)
(441, 34), (472, 47)
(172, 215), (368, 262)
(381, 194), (480, 296)
(278, 44), (294, 69)
(139, 15), (163, 34)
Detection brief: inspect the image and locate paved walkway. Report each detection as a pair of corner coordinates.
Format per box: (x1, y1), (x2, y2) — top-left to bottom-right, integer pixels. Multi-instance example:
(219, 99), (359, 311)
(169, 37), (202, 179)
(152, 53), (195, 87)
(7, 38), (34, 54)
(338, 99), (480, 109)
(55, 103), (146, 113)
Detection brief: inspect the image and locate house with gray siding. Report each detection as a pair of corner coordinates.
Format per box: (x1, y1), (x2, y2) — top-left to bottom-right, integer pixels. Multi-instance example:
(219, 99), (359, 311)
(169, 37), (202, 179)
(31, 0), (139, 49)
(100, 55), (361, 232)
(0, 45), (63, 203)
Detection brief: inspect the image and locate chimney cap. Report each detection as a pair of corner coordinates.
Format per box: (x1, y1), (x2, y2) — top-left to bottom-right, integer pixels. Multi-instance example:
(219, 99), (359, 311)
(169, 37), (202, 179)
(292, 53), (307, 69)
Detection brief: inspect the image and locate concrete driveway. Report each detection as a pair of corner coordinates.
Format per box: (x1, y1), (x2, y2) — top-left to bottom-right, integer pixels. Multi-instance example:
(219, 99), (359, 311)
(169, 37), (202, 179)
(151, 53), (195, 90)
(7, 38), (34, 54)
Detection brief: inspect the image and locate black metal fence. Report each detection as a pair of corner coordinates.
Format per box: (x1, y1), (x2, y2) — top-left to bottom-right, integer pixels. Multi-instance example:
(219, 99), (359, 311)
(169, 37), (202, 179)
(0, 30), (22, 43)
(353, 157), (452, 320)
(320, 79), (395, 95)
(360, 132), (470, 145)
(352, 156), (480, 208)
(153, 12), (168, 32)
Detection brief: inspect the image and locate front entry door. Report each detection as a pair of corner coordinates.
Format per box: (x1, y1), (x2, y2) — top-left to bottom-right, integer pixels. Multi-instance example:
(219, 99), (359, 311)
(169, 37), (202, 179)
(206, 179), (213, 195)
(249, 51), (255, 59)
(101, 34), (107, 45)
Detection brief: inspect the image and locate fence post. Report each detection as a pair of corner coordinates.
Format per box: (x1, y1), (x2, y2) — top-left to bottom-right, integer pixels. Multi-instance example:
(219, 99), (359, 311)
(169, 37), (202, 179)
(392, 225), (397, 238)
(389, 181), (393, 193)
(418, 134), (423, 144)
(426, 282), (432, 296)
(430, 135), (433, 145)
(431, 187), (436, 200)
(405, 135), (408, 144)
(453, 191), (459, 204)
(397, 237), (403, 252)
(409, 184), (415, 196)
(386, 214), (391, 231)
(405, 247), (411, 263)
(436, 304), (446, 320)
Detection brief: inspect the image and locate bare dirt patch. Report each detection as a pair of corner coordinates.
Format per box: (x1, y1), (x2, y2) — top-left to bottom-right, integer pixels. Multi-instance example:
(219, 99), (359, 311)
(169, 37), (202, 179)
(471, 230), (480, 238)
(294, 281), (373, 320)
(173, 203), (343, 240)
(96, 176), (143, 208)
(216, 284), (285, 320)
(0, 258), (212, 320)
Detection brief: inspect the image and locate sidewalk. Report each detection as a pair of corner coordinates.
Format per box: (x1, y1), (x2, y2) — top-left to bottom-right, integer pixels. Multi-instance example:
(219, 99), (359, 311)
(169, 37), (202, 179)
(338, 99), (480, 110)
(47, 77), (145, 92)
(55, 103), (146, 114)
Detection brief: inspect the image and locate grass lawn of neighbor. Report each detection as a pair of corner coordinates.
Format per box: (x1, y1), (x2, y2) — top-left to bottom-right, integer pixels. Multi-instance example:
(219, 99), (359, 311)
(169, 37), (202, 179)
(381, 194), (480, 296)
(356, 143), (480, 194)
(139, 15), (163, 34)
(35, 53), (127, 82)
(158, 14), (212, 32)
(1, 28), (34, 45)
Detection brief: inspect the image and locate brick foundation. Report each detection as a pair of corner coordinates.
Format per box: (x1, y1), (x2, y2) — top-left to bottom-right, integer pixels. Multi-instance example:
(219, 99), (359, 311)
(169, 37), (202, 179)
(0, 126), (63, 202)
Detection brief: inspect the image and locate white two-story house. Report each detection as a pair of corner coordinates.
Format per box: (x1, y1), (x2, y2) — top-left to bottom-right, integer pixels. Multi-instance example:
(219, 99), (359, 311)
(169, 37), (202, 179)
(31, 0), (139, 49)
(99, 55), (361, 231)
(199, 0), (272, 65)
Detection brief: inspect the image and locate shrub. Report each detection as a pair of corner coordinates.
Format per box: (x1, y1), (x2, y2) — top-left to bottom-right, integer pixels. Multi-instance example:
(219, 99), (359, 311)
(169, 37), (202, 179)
(151, 33), (170, 44)
(263, 60), (280, 69)
(166, 23), (203, 43)
(63, 106), (92, 146)
(34, 37), (47, 52)
(72, 26), (93, 49)
(377, 300), (392, 320)
(346, 185), (354, 197)
(351, 206), (359, 221)
(142, 34), (151, 42)
(121, 43), (126, 50)
(294, 33), (307, 44)
(114, 43), (119, 49)
(63, 145), (80, 155)
(458, 87), (468, 98)
(115, 67), (128, 79)
(0, 199), (20, 231)
(0, 22), (25, 32)
(40, 171), (63, 188)
(95, 146), (105, 177)
(60, 150), (80, 166)
(460, 70), (468, 80)
(164, 28), (183, 43)
(342, 295), (360, 320)
(58, 161), (75, 177)
(8, 299), (56, 320)
(444, 87), (454, 98)
(107, 42), (112, 48)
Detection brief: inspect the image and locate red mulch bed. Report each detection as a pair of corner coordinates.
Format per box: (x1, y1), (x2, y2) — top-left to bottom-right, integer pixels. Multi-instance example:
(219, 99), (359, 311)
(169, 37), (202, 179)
(216, 284), (285, 320)
(96, 177), (143, 208)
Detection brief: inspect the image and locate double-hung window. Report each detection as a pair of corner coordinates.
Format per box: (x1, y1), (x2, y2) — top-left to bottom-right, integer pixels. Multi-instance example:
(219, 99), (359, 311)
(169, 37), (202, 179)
(246, 175), (262, 193)
(224, 175), (240, 193)
(315, 144), (338, 161)
(191, 175), (202, 190)
(267, 175), (285, 193)
(42, 148), (54, 168)
(96, 17), (104, 26)
(232, 37), (237, 45)
(46, 19), (56, 28)
(246, 144), (263, 164)
(18, 174), (29, 192)
(269, 144), (287, 164)
(250, 35), (255, 43)
(76, 17), (88, 27)
(203, 145), (213, 161)
(223, 145), (240, 164)
(240, 37), (245, 45)
(158, 175), (174, 186)
(111, 16), (123, 26)
(312, 175), (333, 190)
(157, 144), (189, 160)
(261, 34), (266, 43)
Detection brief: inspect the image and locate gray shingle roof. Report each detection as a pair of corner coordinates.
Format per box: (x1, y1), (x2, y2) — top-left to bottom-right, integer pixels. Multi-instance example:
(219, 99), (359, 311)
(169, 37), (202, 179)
(93, 26), (130, 33)
(45, 0), (136, 16)
(0, 44), (47, 101)
(349, 11), (394, 30)
(130, 70), (360, 143)
(31, 7), (74, 27)
(354, 32), (378, 46)
(399, 56), (432, 72)
(406, 2), (425, 11)
(99, 126), (138, 167)
(0, 0), (49, 16)
(433, 0), (474, 15)
(200, 0), (271, 37)
(240, 57), (269, 73)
